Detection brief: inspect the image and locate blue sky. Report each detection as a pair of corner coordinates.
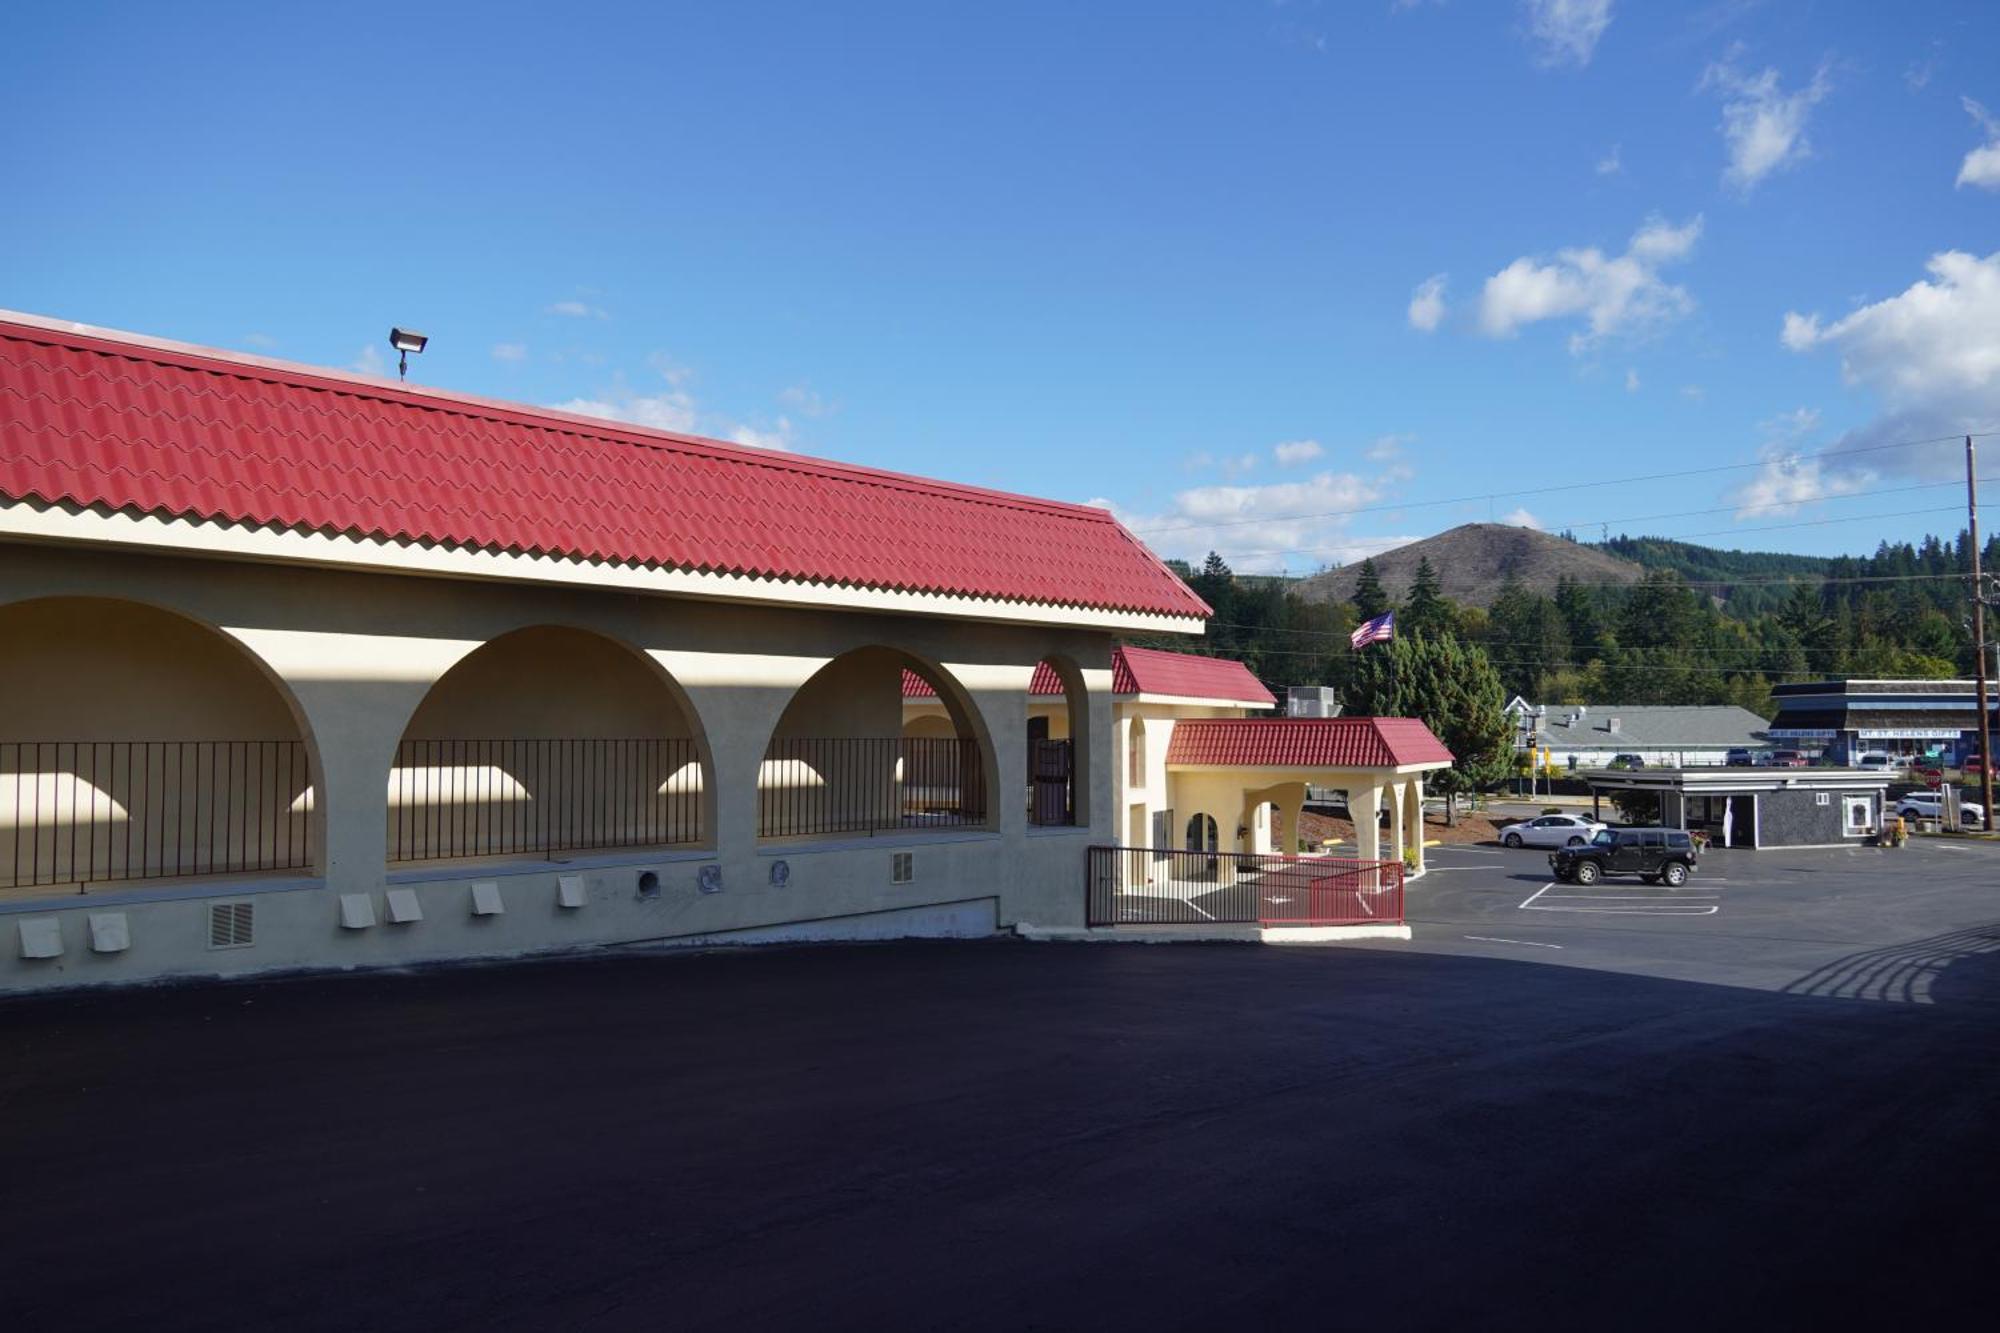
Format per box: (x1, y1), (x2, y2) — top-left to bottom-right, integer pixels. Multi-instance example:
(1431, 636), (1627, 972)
(4, 1), (1997, 571)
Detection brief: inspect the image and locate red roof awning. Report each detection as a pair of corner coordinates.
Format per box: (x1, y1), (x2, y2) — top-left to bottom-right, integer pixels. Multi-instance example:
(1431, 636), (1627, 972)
(1167, 717), (1453, 769)
(902, 647), (1274, 705)
(0, 314), (1210, 621)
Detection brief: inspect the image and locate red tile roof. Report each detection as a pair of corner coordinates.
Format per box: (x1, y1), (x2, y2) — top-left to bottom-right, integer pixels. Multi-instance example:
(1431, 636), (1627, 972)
(1113, 646), (1276, 705)
(1166, 717), (1454, 769)
(902, 648), (1274, 705)
(0, 313), (1209, 620)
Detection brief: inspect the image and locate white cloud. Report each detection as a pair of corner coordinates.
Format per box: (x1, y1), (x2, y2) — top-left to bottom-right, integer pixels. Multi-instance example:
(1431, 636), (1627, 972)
(1780, 250), (2000, 404)
(1596, 144), (1623, 175)
(1746, 249), (2000, 514)
(546, 299), (609, 319)
(778, 383), (835, 417)
(1273, 439), (1324, 466)
(729, 417), (797, 452)
(1408, 274), (1448, 332)
(1093, 441), (1421, 573)
(352, 344), (386, 377)
(1364, 434), (1410, 463)
(553, 392), (697, 434)
(1680, 384), (1706, 402)
(1624, 367), (1641, 392)
(1700, 49), (1833, 192)
(491, 342), (528, 363)
(243, 332), (277, 350)
(1522, 0), (1613, 68)
(1476, 214), (1703, 348)
(1957, 98), (2000, 191)
(1500, 507), (1544, 529)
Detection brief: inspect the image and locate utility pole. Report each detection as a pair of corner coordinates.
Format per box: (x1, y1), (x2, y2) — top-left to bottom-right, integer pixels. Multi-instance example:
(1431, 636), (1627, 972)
(1970, 437), (1996, 832)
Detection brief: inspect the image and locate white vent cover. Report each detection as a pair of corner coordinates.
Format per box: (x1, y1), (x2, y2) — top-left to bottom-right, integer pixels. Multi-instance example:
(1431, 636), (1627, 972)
(385, 888), (424, 924)
(470, 881), (506, 916)
(18, 917), (63, 960)
(338, 893), (376, 930)
(208, 901), (255, 949)
(556, 874), (588, 908)
(891, 851), (914, 884)
(89, 912), (131, 954)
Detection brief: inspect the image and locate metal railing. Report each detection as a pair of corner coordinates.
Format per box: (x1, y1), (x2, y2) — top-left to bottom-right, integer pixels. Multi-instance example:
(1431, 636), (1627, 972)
(1085, 845), (1404, 927)
(759, 737), (986, 838)
(1028, 738), (1075, 826)
(390, 738), (701, 863)
(2, 740), (312, 891)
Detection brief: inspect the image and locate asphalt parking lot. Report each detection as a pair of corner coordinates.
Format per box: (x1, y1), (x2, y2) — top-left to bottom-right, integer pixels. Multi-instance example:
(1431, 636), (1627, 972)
(5, 841), (2000, 1331)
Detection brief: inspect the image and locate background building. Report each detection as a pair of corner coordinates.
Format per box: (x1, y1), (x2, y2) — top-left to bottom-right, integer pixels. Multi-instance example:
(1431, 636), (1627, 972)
(1506, 700), (1771, 768)
(1767, 680), (1997, 764)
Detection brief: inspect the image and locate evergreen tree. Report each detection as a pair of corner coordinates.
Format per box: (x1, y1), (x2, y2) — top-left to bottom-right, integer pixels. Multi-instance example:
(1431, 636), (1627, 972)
(1345, 634), (1510, 823)
(1402, 556), (1454, 638)
(1352, 558), (1390, 620)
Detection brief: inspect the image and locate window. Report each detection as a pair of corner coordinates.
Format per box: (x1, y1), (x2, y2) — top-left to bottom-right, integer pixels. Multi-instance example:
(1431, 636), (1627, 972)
(1152, 808), (1173, 860)
(1616, 832), (1641, 847)
(1843, 796), (1873, 837)
(1815, 792), (1830, 807)
(1128, 721), (1146, 789)
(1667, 832), (1692, 849)
(1640, 832), (1664, 847)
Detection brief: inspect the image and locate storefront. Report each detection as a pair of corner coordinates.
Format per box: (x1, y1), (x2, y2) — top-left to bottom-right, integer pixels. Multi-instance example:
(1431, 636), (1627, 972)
(1766, 680), (1995, 765)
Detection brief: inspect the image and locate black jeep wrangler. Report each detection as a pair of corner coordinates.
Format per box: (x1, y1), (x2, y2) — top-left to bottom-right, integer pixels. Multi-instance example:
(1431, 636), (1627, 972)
(1550, 827), (1698, 886)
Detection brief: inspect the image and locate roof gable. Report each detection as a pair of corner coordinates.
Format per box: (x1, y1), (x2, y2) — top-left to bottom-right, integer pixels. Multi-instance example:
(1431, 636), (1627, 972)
(1166, 717), (1453, 768)
(902, 647), (1275, 705)
(0, 313), (1209, 621)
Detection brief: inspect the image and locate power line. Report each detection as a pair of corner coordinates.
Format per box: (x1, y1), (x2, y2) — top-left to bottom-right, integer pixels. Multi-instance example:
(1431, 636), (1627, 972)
(1128, 429), (1995, 538)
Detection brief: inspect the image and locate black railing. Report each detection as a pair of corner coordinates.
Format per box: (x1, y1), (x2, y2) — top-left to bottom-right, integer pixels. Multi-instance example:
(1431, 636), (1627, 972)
(1085, 845), (1404, 927)
(390, 738), (701, 863)
(1028, 738), (1076, 826)
(759, 737), (986, 838)
(2, 740), (312, 891)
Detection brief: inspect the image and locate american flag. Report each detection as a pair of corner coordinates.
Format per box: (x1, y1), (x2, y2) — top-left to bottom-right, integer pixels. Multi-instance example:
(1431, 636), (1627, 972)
(1350, 611), (1395, 649)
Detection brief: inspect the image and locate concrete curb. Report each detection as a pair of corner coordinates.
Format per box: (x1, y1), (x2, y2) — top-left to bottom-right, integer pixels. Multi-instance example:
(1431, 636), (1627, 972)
(1015, 923), (1412, 945)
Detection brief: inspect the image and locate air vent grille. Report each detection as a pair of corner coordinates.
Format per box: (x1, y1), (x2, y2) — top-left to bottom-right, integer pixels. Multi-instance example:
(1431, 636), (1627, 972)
(891, 852), (914, 884)
(207, 901), (255, 949)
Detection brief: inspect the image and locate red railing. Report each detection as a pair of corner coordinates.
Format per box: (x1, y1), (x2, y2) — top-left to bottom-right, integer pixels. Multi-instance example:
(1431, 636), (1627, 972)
(1085, 845), (1404, 927)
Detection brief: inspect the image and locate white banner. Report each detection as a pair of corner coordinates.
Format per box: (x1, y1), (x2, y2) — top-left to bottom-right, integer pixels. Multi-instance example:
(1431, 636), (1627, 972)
(1767, 728), (1837, 739)
(1856, 728), (1964, 740)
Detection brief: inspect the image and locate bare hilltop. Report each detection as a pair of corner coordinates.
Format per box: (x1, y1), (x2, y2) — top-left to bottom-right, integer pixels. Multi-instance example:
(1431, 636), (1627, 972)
(1293, 523), (1646, 610)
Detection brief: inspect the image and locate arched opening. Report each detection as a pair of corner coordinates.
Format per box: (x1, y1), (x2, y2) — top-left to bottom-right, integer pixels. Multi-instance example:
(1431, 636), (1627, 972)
(0, 596), (317, 894)
(389, 625), (710, 863)
(767, 647), (990, 839)
(1028, 656), (1087, 827)
(1184, 812), (1219, 877)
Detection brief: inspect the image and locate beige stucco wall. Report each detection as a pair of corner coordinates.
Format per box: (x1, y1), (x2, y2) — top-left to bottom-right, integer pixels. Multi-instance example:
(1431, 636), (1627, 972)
(0, 540), (1122, 992)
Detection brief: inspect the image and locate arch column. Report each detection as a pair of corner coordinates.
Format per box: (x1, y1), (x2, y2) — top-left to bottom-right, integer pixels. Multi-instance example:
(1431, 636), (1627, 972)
(1354, 781), (1382, 864)
(1404, 776), (1426, 876)
(227, 627), (482, 896)
(1388, 775), (1406, 869)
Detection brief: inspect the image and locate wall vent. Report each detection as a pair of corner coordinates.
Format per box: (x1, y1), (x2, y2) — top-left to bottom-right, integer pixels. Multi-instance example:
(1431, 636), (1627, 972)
(891, 852), (915, 884)
(208, 901), (255, 950)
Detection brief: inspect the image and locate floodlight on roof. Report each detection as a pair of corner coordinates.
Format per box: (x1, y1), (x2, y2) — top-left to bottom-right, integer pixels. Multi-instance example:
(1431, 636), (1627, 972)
(388, 327), (428, 381)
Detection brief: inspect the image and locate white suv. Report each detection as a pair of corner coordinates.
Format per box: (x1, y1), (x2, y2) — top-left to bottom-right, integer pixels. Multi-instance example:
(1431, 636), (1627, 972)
(1896, 792), (1986, 823)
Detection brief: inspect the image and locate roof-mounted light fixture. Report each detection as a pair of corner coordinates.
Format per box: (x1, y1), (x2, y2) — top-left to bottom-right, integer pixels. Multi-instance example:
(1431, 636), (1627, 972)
(388, 327), (428, 382)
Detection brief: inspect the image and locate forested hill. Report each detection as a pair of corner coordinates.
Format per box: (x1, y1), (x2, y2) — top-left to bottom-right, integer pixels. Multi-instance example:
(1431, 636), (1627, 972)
(1595, 537), (1832, 616)
(1139, 528), (1999, 718)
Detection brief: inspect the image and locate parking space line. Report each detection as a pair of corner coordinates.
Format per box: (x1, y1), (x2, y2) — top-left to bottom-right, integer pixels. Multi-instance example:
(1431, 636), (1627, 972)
(1464, 935), (1564, 949)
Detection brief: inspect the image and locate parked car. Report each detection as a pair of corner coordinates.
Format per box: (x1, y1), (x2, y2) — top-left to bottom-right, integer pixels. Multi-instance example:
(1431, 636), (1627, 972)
(1550, 827), (1699, 886)
(1724, 747), (1757, 767)
(1769, 750), (1809, 768)
(1964, 755), (1988, 779)
(1609, 753), (1647, 770)
(1895, 792), (1988, 824)
(1500, 813), (1606, 849)
(1854, 752), (1896, 772)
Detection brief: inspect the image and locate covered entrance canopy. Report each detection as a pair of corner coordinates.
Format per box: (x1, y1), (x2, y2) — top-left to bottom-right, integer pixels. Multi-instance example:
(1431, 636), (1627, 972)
(1164, 717), (1453, 873)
